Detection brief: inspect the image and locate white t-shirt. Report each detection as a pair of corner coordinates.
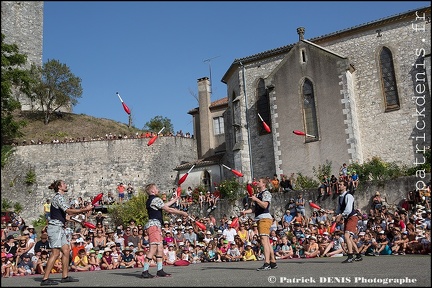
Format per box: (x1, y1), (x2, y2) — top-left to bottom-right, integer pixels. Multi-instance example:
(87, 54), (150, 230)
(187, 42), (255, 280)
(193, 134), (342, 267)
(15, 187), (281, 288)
(222, 228), (237, 242)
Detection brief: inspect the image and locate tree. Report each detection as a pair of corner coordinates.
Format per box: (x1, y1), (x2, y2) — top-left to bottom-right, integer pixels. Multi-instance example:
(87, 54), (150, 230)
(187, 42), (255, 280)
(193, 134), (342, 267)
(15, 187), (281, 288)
(143, 115), (174, 134)
(31, 59), (83, 124)
(1, 33), (34, 144)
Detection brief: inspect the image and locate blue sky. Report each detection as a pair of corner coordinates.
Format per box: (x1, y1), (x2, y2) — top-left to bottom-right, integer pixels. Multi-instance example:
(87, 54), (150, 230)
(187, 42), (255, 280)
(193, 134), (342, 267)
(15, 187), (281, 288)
(43, 1), (429, 134)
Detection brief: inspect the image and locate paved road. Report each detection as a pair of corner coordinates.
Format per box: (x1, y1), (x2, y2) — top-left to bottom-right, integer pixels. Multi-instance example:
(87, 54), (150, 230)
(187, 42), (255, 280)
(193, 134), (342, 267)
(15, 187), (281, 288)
(2, 255), (430, 287)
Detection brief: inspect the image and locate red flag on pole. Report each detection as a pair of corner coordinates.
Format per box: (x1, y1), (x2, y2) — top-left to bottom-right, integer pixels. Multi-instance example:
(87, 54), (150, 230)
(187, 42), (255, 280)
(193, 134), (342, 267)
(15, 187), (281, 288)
(222, 164), (244, 177)
(116, 92), (131, 115)
(258, 113), (271, 133)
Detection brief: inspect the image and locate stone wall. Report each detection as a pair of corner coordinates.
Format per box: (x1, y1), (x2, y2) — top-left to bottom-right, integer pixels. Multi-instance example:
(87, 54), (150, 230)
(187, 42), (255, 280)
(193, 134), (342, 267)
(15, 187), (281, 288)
(1, 137), (197, 222)
(197, 174), (430, 222)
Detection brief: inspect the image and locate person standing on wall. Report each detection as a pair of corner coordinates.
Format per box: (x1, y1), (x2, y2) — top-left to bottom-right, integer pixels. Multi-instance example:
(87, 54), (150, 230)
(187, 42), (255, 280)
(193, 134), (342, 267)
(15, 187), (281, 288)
(141, 183), (188, 279)
(241, 177), (277, 271)
(334, 180), (363, 263)
(43, 199), (51, 223)
(40, 180), (93, 286)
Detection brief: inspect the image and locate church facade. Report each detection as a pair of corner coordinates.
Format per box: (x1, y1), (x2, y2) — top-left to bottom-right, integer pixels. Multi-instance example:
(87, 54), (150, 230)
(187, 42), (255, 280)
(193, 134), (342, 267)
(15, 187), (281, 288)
(216, 6), (431, 181)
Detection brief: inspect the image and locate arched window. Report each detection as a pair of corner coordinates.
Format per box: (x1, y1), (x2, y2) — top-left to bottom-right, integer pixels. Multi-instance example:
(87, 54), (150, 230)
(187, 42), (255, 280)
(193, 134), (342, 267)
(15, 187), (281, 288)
(231, 91), (240, 145)
(201, 170), (211, 192)
(379, 47), (400, 111)
(256, 79), (271, 135)
(302, 78), (319, 140)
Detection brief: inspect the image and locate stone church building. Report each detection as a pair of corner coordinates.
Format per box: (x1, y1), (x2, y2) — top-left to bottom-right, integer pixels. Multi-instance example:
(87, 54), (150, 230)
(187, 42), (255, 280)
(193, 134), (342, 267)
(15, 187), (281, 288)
(186, 6), (431, 188)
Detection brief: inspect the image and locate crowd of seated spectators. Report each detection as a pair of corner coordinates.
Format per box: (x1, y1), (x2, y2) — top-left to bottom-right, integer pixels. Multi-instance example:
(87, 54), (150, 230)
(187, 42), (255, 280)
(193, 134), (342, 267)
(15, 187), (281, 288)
(2, 188), (430, 278)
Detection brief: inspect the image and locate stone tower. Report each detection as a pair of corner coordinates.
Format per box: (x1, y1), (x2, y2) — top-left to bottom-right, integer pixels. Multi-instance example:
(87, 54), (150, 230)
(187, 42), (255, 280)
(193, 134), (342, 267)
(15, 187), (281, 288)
(1, 1), (44, 111)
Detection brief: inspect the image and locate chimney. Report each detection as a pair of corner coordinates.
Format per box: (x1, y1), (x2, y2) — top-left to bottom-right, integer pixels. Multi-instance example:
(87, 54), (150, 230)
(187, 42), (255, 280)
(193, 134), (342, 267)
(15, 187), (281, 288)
(297, 27), (305, 41)
(197, 77), (212, 158)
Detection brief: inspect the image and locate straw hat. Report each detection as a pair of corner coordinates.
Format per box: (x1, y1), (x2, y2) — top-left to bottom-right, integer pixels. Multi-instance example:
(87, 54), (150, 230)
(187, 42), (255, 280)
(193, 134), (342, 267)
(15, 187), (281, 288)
(122, 247), (133, 253)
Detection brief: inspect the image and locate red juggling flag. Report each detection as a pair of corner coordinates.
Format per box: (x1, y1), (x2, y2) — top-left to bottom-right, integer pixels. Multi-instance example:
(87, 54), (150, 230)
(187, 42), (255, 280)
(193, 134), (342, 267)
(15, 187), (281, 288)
(83, 222), (96, 229)
(116, 92), (131, 115)
(293, 130), (316, 138)
(147, 127), (165, 146)
(189, 216), (206, 231)
(246, 184), (254, 197)
(91, 193), (104, 205)
(222, 164), (244, 177)
(176, 186), (182, 198)
(309, 201), (321, 210)
(258, 113), (271, 133)
(230, 217), (239, 228)
(178, 165), (195, 186)
(330, 221), (337, 233)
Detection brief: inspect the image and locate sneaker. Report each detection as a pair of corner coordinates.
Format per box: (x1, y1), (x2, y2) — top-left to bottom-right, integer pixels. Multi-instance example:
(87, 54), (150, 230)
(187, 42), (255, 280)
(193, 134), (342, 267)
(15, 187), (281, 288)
(141, 271), (154, 278)
(40, 279), (58, 286)
(156, 270), (171, 277)
(341, 257), (354, 263)
(256, 263), (271, 271)
(374, 252), (380, 256)
(399, 251), (406, 255)
(60, 276), (79, 283)
(354, 255), (363, 261)
(270, 262), (278, 269)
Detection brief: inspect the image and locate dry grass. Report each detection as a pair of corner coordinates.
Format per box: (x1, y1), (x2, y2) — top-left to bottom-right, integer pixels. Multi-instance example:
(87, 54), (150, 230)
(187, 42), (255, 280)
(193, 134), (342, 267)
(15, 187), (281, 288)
(13, 111), (145, 144)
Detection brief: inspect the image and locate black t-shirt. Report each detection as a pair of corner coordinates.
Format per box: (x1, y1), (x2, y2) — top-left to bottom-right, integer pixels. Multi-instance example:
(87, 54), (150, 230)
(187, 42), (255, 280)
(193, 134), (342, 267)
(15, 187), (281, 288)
(95, 216), (106, 224)
(34, 239), (51, 253)
(5, 241), (18, 256)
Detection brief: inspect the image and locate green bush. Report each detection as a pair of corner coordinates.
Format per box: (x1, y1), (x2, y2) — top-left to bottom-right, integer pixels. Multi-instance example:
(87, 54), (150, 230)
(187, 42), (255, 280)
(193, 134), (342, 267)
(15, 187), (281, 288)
(1, 145), (15, 168)
(1, 199), (13, 211)
(312, 159), (332, 182)
(108, 189), (149, 227)
(25, 168), (36, 185)
(218, 178), (243, 201)
(296, 173), (319, 189)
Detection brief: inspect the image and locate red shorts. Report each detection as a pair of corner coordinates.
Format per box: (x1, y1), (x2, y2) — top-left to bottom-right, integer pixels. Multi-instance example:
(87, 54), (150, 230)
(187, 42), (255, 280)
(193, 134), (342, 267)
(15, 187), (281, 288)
(344, 215), (359, 233)
(147, 225), (163, 244)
